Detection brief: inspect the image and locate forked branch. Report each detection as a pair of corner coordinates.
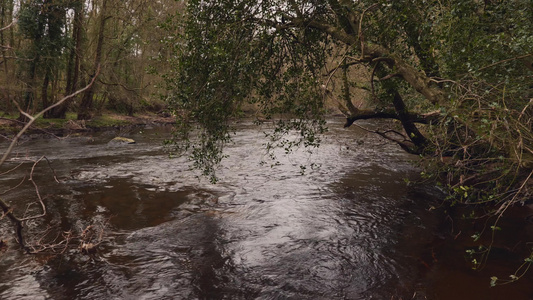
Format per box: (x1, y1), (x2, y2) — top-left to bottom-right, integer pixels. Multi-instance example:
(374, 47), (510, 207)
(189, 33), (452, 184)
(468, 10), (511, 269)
(0, 66), (100, 250)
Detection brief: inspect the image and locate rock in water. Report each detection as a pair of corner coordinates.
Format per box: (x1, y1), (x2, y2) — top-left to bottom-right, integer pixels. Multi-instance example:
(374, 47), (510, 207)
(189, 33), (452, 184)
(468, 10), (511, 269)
(108, 137), (136, 145)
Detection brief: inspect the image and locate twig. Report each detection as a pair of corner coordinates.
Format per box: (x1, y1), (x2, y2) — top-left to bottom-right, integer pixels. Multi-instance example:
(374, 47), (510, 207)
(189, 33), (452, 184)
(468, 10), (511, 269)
(358, 4), (379, 58)
(0, 161), (24, 176)
(0, 66), (100, 250)
(0, 175), (26, 196)
(20, 156), (47, 222)
(43, 156), (60, 183)
(476, 54), (533, 73)
(0, 65), (100, 168)
(379, 73), (401, 81)
(518, 99), (533, 122)
(0, 20), (15, 32)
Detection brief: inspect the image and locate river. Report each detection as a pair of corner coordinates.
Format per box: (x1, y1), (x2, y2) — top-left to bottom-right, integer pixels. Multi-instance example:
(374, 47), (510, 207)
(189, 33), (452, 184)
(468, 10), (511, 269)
(0, 119), (532, 299)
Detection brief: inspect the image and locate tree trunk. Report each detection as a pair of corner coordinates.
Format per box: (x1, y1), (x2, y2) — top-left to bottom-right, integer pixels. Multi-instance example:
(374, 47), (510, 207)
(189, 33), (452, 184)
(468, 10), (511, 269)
(0, 0), (12, 113)
(391, 90), (429, 152)
(42, 70), (50, 118)
(50, 1), (83, 119)
(341, 63), (354, 112)
(0, 0), (8, 74)
(18, 60), (37, 122)
(78, 0), (107, 120)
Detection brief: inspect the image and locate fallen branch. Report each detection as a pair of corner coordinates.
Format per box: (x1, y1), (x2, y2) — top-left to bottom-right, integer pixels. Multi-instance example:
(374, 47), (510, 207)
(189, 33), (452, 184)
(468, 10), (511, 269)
(20, 156), (47, 222)
(0, 65), (100, 250)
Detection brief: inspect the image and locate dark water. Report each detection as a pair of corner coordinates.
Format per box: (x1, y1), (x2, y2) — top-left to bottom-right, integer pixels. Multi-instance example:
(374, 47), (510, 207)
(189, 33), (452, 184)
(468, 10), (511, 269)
(0, 120), (532, 299)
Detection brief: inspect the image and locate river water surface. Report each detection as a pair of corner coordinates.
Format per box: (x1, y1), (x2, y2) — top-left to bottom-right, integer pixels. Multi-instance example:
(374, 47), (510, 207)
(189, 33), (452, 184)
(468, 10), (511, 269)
(0, 119), (532, 299)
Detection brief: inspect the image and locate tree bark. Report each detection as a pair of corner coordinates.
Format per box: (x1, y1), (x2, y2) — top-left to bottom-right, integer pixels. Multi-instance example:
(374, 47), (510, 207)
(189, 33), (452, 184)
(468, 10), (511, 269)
(391, 90), (429, 151)
(78, 0), (108, 120)
(343, 108), (441, 128)
(41, 70), (50, 118)
(0, 0), (8, 74)
(299, 19), (446, 105)
(51, 1), (83, 119)
(19, 60), (37, 122)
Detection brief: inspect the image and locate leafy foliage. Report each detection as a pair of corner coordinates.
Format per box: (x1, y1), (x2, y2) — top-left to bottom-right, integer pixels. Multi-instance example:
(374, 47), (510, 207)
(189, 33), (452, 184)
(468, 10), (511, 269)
(163, 0), (533, 194)
(17, 0), (70, 77)
(162, 0), (329, 179)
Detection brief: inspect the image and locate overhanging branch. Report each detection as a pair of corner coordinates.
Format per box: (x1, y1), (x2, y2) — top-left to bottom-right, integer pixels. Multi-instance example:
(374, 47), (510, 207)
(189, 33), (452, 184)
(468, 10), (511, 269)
(344, 108), (441, 128)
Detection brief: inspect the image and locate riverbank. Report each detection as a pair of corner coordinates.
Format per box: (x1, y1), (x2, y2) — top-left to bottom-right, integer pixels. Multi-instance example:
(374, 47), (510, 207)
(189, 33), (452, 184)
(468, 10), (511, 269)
(0, 112), (175, 137)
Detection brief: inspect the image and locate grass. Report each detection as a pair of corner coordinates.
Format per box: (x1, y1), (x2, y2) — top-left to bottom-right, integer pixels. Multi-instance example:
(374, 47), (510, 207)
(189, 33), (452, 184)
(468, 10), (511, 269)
(0, 110), (173, 136)
(32, 112), (78, 128)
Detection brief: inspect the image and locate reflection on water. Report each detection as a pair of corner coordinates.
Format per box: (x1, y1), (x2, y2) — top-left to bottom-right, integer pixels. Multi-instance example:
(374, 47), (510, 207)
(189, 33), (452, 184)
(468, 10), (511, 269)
(0, 120), (532, 299)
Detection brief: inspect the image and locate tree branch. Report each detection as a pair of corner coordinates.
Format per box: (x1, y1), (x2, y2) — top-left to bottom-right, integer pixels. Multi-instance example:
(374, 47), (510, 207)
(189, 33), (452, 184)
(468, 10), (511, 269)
(351, 123), (420, 155)
(475, 53), (533, 73)
(358, 3), (380, 57)
(344, 108), (440, 128)
(20, 156), (47, 222)
(0, 65), (100, 167)
(0, 66), (100, 250)
(0, 20), (15, 32)
(257, 8), (447, 106)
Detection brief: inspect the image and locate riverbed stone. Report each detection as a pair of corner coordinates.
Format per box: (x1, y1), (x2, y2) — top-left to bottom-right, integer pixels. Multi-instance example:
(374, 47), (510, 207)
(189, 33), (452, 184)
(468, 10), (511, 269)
(108, 136), (136, 145)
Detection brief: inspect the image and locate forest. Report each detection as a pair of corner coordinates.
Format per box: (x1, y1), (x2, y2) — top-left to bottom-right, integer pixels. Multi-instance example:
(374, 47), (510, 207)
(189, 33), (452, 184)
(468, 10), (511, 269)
(0, 0), (532, 298)
(0, 0), (183, 121)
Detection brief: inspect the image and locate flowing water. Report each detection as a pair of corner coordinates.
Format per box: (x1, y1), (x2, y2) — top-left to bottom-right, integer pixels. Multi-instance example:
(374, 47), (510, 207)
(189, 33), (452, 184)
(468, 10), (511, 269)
(0, 119), (532, 299)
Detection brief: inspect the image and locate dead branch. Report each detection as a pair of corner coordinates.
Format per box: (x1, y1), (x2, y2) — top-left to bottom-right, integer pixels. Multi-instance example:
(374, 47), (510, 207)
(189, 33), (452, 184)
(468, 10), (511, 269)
(0, 175), (26, 196)
(0, 65), (100, 167)
(0, 20), (15, 32)
(379, 73), (402, 81)
(25, 219), (108, 255)
(476, 54), (533, 74)
(0, 65), (100, 250)
(0, 198), (25, 249)
(20, 156), (47, 222)
(43, 156), (60, 183)
(352, 123), (419, 154)
(0, 161), (24, 176)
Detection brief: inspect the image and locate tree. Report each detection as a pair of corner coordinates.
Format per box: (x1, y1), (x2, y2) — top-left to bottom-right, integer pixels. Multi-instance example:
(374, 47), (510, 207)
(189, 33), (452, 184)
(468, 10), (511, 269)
(49, 0), (85, 118)
(164, 1), (533, 198)
(17, 0), (70, 120)
(78, 0), (108, 120)
(100, 0), (178, 116)
(0, 0), (181, 122)
(0, 0), (16, 113)
(75, 0), (180, 119)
